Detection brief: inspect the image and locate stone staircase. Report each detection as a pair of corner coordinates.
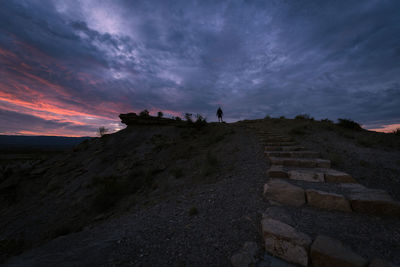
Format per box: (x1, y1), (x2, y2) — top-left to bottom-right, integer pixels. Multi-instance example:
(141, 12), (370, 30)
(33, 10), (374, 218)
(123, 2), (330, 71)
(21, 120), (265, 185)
(257, 131), (400, 266)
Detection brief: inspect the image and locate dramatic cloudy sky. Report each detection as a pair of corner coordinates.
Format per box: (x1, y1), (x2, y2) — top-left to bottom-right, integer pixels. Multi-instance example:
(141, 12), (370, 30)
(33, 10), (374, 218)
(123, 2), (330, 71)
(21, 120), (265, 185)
(1, 0), (399, 136)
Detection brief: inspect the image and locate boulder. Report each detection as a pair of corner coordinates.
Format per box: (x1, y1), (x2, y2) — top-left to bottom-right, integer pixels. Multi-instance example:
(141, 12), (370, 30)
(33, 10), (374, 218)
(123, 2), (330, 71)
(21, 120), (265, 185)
(263, 179), (305, 206)
(311, 235), (367, 267)
(261, 217), (311, 266)
(306, 189), (351, 212)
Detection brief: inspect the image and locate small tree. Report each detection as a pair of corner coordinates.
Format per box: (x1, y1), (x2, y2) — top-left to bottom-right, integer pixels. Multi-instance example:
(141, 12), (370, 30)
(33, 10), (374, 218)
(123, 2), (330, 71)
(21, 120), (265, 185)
(184, 113), (193, 123)
(139, 109), (149, 117)
(98, 126), (109, 137)
(157, 111), (163, 118)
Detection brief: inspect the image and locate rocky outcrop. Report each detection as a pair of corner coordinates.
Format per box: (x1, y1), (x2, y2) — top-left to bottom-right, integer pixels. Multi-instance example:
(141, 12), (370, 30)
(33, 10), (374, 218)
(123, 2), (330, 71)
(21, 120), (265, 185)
(119, 113), (176, 126)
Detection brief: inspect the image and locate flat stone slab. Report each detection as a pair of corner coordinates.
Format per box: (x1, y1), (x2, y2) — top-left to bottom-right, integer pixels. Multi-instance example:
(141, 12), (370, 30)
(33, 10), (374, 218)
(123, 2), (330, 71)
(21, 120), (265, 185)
(265, 142), (298, 146)
(261, 217), (311, 266)
(306, 189), (352, 212)
(311, 235), (367, 267)
(324, 169), (356, 183)
(269, 157), (331, 168)
(265, 145), (305, 152)
(267, 167), (356, 183)
(265, 151), (320, 158)
(264, 179), (305, 206)
(288, 169), (325, 182)
(349, 190), (400, 217)
(267, 166), (289, 179)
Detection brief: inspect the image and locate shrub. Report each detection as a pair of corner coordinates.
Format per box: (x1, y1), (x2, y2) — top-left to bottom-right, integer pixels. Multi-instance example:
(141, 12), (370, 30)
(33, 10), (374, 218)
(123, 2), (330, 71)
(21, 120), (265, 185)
(279, 116), (286, 119)
(194, 114), (207, 128)
(184, 113), (193, 123)
(139, 109), (150, 117)
(175, 116), (182, 121)
(337, 118), (362, 131)
(98, 126), (109, 137)
(264, 115), (271, 119)
(171, 168), (184, 179)
(189, 206), (198, 216)
(157, 111), (163, 118)
(392, 128), (400, 136)
(321, 118), (333, 123)
(295, 114), (312, 120)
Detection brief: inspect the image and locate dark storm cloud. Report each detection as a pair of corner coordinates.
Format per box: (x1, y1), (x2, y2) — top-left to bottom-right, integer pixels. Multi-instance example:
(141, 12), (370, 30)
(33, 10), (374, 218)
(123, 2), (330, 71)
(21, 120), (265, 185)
(0, 0), (399, 135)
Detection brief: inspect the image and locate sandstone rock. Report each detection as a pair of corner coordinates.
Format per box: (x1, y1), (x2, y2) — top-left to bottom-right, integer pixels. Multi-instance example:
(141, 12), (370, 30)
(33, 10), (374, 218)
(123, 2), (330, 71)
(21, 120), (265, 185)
(288, 170), (325, 182)
(316, 159), (331, 168)
(267, 166), (289, 178)
(325, 170), (356, 183)
(348, 190), (400, 216)
(263, 179), (305, 206)
(261, 217), (311, 266)
(311, 235), (367, 267)
(306, 189), (352, 212)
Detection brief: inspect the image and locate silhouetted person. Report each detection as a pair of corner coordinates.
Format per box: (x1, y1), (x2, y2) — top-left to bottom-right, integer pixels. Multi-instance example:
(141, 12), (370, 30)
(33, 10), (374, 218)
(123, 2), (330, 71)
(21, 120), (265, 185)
(216, 107), (223, 122)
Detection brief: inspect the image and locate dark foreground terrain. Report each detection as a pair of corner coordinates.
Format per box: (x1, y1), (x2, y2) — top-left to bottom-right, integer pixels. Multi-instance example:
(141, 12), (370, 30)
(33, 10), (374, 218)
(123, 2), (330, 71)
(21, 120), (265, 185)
(0, 117), (399, 266)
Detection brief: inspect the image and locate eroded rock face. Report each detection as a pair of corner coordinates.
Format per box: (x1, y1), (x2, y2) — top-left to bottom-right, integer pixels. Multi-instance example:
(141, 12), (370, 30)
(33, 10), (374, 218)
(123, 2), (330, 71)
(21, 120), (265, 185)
(119, 113), (174, 126)
(263, 179), (305, 206)
(310, 235), (367, 267)
(306, 189), (351, 212)
(261, 217), (311, 266)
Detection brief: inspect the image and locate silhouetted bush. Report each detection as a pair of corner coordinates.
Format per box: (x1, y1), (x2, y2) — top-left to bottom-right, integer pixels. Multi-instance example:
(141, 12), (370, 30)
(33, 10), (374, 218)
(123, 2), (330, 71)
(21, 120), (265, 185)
(139, 109), (149, 117)
(264, 115), (271, 119)
(157, 111), (163, 118)
(321, 118), (333, 124)
(189, 206), (198, 216)
(184, 113), (193, 123)
(337, 118), (362, 131)
(194, 114), (207, 128)
(279, 116), (286, 119)
(175, 116), (182, 121)
(295, 114), (313, 120)
(98, 126), (109, 137)
(393, 128), (400, 136)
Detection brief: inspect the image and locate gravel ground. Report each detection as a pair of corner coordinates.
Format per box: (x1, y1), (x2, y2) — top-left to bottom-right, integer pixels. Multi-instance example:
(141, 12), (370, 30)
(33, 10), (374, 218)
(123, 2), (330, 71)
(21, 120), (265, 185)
(5, 127), (270, 266)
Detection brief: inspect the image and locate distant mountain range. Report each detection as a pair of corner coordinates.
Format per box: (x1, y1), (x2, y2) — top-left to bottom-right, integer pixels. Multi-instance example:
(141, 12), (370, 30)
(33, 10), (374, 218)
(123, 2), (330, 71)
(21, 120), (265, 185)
(0, 135), (91, 151)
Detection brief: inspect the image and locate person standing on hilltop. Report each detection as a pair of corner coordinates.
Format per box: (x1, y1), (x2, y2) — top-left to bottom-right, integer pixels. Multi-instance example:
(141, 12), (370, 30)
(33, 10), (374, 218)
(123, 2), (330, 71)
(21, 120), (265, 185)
(216, 107), (223, 122)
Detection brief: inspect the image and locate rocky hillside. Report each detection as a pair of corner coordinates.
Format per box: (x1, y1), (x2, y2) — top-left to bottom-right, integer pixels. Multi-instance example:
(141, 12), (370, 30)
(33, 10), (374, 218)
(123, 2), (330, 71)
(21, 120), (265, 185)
(0, 115), (399, 266)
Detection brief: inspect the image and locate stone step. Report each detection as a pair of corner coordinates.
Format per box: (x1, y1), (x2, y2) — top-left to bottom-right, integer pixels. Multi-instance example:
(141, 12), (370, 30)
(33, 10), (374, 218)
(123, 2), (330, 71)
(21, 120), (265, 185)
(267, 166), (356, 183)
(265, 151), (320, 158)
(260, 137), (294, 142)
(343, 184), (400, 217)
(264, 142), (298, 146)
(261, 215), (311, 266)
(268, 157), (331, 168)
(265, 145), (305, 151)
(311, 235), (367, 267)
(264, 179), (400, 217)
